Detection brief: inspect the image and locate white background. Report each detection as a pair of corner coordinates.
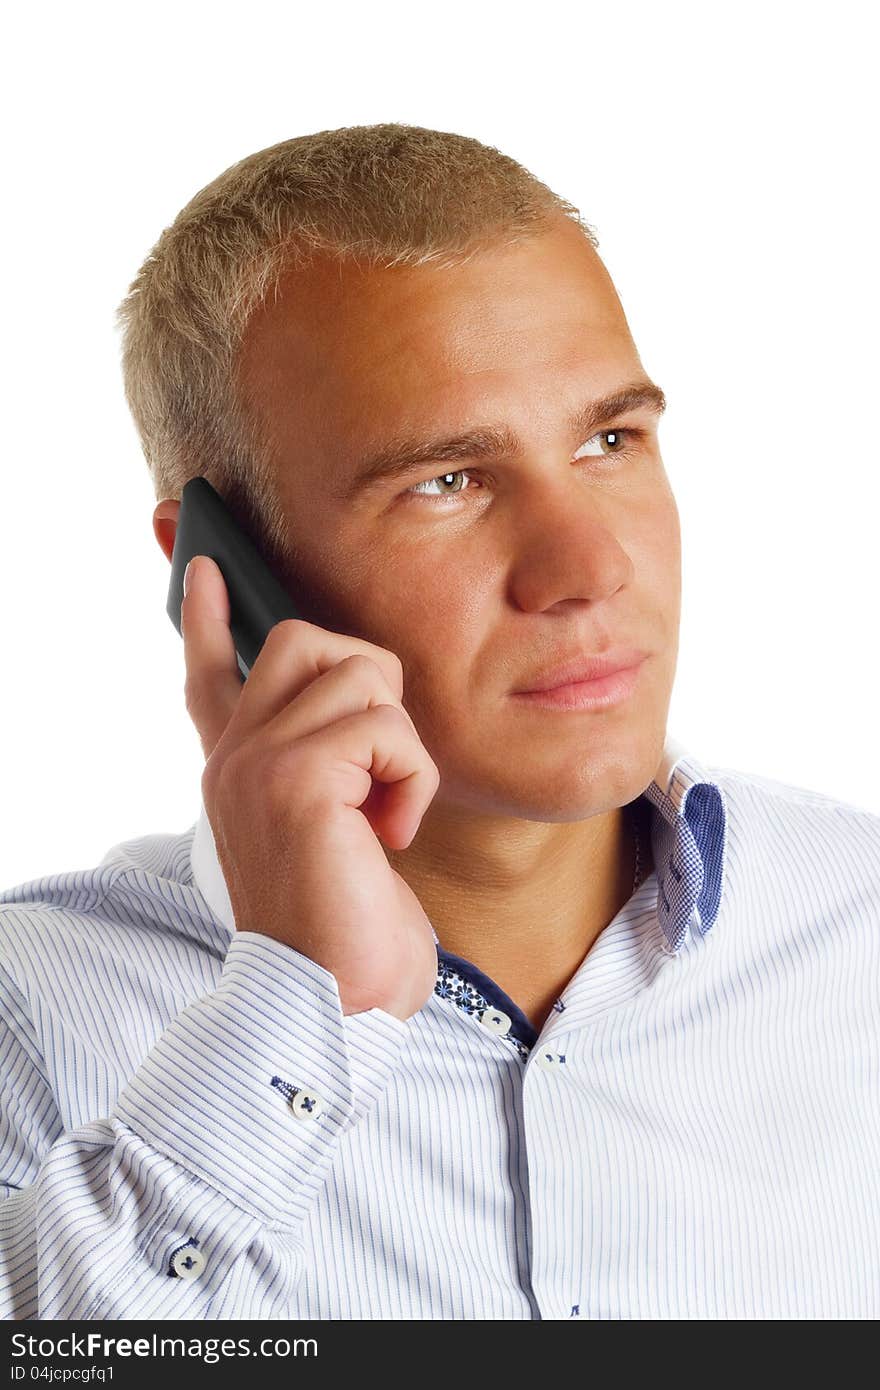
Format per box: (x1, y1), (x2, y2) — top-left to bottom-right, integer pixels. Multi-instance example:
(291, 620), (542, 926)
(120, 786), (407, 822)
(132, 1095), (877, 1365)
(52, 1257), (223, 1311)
(2, 0), (877, 886)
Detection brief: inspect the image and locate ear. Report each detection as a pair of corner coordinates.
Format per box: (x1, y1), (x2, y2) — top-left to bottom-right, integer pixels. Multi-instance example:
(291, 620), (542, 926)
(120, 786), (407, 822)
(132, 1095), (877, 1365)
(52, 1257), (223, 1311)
(152, 499), (181, 565)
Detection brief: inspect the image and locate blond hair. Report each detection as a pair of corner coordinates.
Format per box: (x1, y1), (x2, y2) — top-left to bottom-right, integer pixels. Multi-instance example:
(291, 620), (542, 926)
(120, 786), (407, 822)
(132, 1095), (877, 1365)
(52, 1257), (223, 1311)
(115, 123), (598, 574)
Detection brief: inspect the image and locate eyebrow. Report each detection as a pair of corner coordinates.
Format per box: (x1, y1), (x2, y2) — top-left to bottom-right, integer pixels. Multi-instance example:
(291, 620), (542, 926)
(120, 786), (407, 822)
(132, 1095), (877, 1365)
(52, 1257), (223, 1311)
(344, 379), (667, 497)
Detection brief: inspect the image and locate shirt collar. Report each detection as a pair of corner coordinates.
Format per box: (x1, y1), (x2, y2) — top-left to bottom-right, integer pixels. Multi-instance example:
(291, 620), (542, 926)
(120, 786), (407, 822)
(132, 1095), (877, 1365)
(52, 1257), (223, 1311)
(189, 731), (728, 957)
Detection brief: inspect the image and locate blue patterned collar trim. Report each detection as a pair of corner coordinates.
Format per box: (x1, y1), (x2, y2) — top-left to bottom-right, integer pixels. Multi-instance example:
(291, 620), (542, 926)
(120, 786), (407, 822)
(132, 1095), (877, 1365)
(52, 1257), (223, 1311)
(640, 739), (728, 952)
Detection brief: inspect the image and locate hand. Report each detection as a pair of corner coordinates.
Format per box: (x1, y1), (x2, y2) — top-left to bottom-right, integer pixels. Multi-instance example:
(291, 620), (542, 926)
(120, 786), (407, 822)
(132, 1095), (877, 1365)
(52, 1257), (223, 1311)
(181, 554), (441, 1021)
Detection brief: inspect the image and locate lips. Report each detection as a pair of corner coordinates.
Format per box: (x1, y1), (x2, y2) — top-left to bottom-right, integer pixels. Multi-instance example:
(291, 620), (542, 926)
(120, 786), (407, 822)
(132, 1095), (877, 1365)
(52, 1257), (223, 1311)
(514, 648), (647, 693)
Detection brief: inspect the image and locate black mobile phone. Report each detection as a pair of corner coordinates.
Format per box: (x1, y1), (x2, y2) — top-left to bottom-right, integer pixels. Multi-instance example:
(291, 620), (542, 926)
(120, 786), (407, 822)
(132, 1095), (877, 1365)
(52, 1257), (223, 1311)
(166, 477), (302, 682)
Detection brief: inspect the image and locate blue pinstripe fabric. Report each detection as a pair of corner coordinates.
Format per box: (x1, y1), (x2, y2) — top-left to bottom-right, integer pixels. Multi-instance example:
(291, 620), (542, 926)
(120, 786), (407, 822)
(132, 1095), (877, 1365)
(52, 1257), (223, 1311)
(1, 733), (878, 1319)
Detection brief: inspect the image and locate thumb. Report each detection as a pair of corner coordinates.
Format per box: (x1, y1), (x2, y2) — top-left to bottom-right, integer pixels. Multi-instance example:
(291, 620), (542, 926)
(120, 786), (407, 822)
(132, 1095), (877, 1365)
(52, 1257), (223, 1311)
(181, 555), (244, 762)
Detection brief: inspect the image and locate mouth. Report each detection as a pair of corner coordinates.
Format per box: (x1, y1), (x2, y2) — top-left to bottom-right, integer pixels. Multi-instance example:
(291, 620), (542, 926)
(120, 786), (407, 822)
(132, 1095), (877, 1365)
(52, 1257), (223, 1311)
(513, 647), (648, 692)
(510, 655), (647, 711)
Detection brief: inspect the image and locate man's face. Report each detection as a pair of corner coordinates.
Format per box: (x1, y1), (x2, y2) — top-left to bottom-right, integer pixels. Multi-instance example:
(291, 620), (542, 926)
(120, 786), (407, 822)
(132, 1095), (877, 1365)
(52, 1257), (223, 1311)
(235, 214), (681, 821)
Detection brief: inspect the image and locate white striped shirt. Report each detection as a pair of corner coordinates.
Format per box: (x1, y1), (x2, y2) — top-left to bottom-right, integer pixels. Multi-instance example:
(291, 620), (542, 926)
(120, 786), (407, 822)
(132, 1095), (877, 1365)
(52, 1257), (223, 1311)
(1, 734), (878, 1320)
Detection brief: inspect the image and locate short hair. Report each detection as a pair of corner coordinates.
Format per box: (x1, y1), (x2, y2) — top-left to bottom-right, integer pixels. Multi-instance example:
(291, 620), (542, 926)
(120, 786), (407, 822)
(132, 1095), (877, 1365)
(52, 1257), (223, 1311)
(115, 123), (598, 574)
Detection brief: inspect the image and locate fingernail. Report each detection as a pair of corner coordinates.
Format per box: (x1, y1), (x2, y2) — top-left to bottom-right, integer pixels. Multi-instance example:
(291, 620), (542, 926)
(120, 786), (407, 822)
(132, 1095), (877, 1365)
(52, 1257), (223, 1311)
(184, 557), (197, 596)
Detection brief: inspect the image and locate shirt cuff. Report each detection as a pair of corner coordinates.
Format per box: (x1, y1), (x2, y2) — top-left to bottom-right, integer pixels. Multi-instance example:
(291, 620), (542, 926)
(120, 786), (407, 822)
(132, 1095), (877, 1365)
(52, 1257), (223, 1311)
(113, 930), (410, 1228)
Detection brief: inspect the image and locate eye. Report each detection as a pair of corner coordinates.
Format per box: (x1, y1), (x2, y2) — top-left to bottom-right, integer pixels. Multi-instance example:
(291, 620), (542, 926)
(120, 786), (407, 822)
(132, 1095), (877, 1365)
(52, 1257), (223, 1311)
(405, 469), (476, 502)
(402, 428), (641, 505)
(572, 427), (632, 460)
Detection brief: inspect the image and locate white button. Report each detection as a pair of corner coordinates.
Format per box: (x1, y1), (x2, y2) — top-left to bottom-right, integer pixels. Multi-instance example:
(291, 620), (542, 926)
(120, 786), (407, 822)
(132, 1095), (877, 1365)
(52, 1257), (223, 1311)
(479, 1006), (511, 1036)
(534, 1047), (565, 1069)
(171, 1246), (206, 1280)
(290, 1087), (324, 1120)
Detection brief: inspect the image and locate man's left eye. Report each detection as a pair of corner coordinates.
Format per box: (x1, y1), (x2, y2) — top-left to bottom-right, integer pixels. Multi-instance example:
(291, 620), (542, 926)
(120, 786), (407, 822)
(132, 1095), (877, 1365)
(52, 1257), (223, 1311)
(572, 428), (631, 458)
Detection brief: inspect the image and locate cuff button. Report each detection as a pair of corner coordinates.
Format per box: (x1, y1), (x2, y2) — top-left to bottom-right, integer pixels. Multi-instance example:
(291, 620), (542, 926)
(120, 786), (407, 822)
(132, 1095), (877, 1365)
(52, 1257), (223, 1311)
(290, 1088), (325, 1120)
(171, 1247), (206, 1280)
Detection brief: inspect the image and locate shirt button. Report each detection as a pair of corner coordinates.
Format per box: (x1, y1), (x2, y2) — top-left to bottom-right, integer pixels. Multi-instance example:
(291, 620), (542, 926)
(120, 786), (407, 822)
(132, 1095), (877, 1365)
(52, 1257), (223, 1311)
(290, 1088), (325, 1120)
(478, 1006), (512, 1036)
(171, 1247), (206, 1280)
(534, 1047), (565, 1069)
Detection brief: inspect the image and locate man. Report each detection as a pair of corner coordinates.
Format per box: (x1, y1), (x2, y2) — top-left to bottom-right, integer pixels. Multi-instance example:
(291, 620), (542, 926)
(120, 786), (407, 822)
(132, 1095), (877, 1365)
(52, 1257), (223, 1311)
(1, 124), (878, 1320)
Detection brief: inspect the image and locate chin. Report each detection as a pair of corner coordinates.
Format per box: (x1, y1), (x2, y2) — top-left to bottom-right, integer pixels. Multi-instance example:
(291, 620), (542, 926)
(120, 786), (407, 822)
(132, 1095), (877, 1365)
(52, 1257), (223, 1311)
(435, 743), (660, 823)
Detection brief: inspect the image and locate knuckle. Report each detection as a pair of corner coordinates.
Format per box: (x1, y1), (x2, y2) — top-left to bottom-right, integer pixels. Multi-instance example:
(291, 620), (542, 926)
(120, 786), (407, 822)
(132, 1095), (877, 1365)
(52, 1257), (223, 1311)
(377, 647), (404, 689)
(360, 649), (404, 696)
(391, 649), (405, 678)
(346, 652), (383, 679)
(269, 617), (308, 645)
(281, 616), (310, 637)
(183, 676), (202, 717)
(373, 700), (406, 728)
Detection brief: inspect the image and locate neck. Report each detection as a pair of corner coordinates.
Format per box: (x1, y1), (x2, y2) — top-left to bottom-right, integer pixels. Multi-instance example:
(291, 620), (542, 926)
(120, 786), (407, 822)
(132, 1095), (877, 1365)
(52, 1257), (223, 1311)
(385, 798), (651, 1032)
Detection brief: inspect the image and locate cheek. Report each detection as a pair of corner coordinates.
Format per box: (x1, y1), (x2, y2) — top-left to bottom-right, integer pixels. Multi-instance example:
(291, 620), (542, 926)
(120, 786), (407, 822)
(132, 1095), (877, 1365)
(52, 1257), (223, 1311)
(395, 580), (487, 680)
(379, 565), (494, 715)
(303, 541), (489, 699)
(633, 491), (681, 602)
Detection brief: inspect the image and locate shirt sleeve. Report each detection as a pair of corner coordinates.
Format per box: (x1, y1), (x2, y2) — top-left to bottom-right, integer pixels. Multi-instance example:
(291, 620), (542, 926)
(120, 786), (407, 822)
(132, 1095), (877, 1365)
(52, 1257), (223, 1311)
(0, 929), (410, 1319)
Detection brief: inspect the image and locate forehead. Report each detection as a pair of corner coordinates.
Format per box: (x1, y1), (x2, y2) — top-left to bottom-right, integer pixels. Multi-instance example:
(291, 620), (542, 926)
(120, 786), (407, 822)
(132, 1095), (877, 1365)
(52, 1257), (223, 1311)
(235, 219), (637, 460)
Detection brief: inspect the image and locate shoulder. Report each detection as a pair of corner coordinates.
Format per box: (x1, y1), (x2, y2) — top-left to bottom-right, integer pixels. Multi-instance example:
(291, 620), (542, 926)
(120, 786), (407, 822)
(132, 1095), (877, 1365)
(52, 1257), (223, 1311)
(703, 761), (880, 946)
(0, 820), (226, 1002)
(0, 820), (231, 1131)
(710, 762), (880, 848)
